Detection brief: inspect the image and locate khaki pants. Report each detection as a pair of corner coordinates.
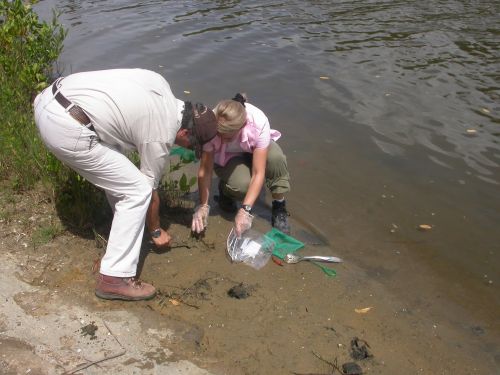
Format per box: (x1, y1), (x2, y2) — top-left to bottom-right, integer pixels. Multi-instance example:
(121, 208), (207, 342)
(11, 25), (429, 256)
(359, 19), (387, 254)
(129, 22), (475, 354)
(214, 141), (291, 201)
(34, 85), (151, 278)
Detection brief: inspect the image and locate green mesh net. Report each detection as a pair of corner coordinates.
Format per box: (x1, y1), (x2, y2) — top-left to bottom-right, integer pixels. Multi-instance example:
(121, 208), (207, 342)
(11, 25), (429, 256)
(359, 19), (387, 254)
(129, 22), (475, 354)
(265, 228), (337, 277)
(265, 228), (305, 259)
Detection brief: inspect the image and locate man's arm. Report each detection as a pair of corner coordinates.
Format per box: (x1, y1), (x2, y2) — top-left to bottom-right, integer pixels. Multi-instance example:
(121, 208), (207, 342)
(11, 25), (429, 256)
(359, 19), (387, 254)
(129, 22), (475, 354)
(146, 189), (172, 248)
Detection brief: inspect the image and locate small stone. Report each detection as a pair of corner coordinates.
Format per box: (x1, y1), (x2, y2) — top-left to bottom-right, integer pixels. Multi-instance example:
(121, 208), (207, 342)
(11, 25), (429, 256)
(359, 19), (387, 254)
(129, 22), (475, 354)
(471, 325), (485, 335)
(227, 283), (250, 299)
(342, 362), (363, 374)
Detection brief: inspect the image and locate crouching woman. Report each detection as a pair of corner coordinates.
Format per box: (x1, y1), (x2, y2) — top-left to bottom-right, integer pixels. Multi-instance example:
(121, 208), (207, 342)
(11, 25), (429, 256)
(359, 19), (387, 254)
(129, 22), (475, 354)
(191, 93), (291, 236)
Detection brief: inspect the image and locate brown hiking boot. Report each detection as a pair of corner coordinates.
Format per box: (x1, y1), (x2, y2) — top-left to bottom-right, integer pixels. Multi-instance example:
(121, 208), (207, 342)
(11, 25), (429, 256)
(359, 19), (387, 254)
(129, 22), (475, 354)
(95, 274), (156, 301)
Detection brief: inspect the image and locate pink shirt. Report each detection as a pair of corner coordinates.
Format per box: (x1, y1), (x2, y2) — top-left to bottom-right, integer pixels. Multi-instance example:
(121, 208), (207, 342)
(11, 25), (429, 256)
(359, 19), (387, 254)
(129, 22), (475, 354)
(203, 103), (281, 167)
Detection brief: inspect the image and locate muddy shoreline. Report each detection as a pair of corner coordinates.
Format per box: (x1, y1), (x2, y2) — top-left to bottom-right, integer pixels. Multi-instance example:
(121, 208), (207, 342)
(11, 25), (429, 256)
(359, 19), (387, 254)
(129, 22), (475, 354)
(0, 186), (498, 374)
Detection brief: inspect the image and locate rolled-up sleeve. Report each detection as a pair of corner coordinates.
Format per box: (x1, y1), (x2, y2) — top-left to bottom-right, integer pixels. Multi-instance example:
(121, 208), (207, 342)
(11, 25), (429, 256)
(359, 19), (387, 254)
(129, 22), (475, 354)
(138, 142), (170, 189)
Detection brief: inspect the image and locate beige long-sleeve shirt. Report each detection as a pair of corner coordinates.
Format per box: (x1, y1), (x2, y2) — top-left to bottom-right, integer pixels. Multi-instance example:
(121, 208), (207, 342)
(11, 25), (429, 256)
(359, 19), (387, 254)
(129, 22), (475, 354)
(58, 68), (183, 188)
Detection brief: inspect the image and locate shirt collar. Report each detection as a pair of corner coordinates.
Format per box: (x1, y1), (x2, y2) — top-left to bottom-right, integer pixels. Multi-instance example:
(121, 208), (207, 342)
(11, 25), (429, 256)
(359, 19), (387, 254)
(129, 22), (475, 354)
(176, 99), (185, 128)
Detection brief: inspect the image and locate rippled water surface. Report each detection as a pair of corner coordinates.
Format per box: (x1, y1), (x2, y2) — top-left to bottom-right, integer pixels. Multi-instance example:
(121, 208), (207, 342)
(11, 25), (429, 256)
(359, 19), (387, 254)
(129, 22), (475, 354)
(35, 0), (500, 314)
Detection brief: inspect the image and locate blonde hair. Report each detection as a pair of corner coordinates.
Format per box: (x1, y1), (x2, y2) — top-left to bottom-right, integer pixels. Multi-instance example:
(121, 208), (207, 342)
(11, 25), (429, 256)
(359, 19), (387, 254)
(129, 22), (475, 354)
(214, 94), (248, 134)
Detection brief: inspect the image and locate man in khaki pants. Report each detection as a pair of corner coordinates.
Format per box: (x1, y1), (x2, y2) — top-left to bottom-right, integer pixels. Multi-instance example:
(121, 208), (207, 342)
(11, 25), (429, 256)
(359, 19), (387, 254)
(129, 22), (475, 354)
(34, 68), (217, 301)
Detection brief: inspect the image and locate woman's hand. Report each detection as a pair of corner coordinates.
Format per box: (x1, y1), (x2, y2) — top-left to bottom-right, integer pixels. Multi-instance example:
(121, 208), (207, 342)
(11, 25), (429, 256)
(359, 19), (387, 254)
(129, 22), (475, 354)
(234, 208), (254, 237)
(191, 204), (210, 233)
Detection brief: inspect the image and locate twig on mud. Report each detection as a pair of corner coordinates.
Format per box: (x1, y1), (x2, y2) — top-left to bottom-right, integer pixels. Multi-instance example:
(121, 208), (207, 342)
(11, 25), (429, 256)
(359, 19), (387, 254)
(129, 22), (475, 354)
(157, 274), (220, 310)
(147, 240), (192, 250)
(197, 237), (216, 250)
(92, 228), (108, 249)
(157, 290), (200, 309)
(188, 232), (216, 251)
(63, 350), (126, 375)
(178, 276), (215, 300)
(102, 319), (125, 350)
(312, 351), (343, 374)
(62, 320), (126, 375)
(170, 243), (192, 249)
(292, 351), (344, 375)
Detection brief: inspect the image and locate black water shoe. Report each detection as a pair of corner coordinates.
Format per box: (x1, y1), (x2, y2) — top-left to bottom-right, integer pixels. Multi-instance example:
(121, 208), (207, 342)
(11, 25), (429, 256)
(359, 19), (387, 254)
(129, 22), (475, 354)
(272, 200), (291, 234)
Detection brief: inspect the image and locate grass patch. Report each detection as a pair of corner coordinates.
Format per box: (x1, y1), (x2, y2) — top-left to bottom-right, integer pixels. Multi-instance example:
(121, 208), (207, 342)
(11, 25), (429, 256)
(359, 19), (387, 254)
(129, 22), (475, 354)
(32, 223), (64, 247)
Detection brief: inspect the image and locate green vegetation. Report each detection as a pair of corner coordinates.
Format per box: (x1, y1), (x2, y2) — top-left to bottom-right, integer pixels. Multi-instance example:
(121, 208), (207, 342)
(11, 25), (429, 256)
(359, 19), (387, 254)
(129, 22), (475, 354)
(0, 1), (197, 236)
(32, 222), (64, 247)
(161, 147), (197, 208)
(0, 1), (111, 231)
(0, 0), (65, 189)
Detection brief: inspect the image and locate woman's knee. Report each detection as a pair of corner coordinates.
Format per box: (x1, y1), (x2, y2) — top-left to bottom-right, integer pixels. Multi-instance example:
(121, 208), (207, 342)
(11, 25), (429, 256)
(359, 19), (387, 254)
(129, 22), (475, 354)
(266, 144), (288, 178)
(266, 142), (287, 166)
(266, 152), (287, 169)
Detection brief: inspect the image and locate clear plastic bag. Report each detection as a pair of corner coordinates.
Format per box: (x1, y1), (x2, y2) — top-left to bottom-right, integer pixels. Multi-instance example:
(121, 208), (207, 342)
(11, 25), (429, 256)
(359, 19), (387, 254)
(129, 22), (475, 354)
(226, 228), (274, 270)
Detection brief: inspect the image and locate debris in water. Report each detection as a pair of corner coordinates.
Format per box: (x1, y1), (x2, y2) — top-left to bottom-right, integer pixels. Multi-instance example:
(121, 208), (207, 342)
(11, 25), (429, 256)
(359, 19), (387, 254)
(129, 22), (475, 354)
(271, 255), (284, 266)
(417, 224), (432, 231)
(319, 76), (330, 80)
(354, 307), (373, 314)
(465, 129), (477, 137)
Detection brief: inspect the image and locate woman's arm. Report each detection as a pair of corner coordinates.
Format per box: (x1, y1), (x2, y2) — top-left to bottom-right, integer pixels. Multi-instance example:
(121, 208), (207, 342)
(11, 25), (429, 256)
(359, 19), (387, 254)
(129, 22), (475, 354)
(243, 146), (268, 207)
(198, 150), (214, 205)
(191, 151), (214, 233)
(233, 147), (267, 236)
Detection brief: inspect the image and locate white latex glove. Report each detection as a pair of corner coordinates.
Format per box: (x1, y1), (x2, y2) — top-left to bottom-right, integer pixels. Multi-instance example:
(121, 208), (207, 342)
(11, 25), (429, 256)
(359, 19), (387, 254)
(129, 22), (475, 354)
(191, 204), (210, 233)
(234, 208), (254, 238)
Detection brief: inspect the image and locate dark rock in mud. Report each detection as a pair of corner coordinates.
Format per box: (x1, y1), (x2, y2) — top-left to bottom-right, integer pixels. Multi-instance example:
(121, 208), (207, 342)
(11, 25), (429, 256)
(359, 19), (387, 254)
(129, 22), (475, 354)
(80, 321), (98, 340)
(350, 337), (372, 360)
(471, 325), (485, 336)
(342, 362), (363, 374)
(227, 283), (250, 299)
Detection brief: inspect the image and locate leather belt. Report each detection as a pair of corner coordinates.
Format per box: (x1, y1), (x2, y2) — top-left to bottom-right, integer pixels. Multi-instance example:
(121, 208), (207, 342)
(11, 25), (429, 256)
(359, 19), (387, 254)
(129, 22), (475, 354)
(52, 79), (95, 132)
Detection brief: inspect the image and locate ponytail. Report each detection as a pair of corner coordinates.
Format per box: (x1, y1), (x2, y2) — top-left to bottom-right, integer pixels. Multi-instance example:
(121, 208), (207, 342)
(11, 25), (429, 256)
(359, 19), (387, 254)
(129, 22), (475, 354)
(232, 92), (247, 107)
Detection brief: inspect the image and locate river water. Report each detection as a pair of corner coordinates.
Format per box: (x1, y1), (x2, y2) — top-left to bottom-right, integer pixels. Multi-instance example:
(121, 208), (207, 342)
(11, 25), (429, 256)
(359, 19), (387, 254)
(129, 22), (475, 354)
(34, 0), (499, 330)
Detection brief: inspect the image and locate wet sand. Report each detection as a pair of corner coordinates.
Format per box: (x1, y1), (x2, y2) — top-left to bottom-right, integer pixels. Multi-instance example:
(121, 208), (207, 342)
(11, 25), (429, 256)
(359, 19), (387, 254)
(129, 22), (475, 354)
(0, 186), (498, 374)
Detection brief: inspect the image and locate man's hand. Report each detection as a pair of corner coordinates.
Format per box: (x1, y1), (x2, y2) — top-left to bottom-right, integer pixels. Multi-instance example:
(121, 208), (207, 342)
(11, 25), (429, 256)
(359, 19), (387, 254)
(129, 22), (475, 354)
(151, 228), (172, 249)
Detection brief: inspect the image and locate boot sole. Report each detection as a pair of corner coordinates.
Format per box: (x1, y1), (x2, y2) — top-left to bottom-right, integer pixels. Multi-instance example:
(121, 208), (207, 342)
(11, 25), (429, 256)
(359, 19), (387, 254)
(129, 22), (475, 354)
(95, 290), (156, 301)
